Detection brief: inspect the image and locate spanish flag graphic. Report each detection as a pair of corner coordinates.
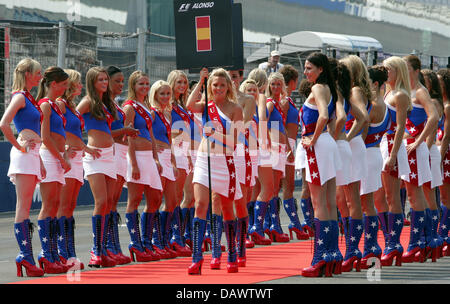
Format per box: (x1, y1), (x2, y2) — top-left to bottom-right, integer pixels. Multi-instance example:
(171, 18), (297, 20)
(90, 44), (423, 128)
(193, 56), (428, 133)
(195, 16), (212, 52)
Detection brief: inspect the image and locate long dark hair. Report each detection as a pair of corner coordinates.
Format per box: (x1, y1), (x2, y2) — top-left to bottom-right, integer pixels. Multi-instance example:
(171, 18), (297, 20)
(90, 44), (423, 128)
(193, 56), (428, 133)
(305, 52), (337, 104)
(437, 69), (450, 101)
(329, 57), (351, 102)
(422, 69), (443, 105)
(36, 66), (69, 101)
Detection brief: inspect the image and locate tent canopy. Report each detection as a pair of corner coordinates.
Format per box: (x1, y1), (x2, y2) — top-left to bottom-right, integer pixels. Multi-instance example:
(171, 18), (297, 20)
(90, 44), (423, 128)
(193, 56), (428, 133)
(246, 31), (383, 63)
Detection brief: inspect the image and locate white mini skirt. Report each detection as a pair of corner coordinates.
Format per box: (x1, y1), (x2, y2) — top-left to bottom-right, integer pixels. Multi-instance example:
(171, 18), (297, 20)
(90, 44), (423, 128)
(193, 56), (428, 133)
(348, 135), (368, 184)
(335, 139), (353, 187)
(83, 145), (117, 180)
(193, 151), (243, 201)
(158, 148), (176, 182)
(380, 133), (410, 178)
(7, 144), (42, 185)
(429, 144), (443, 188)
(304, 132), (342, 186)
(114, 143), (128, 179)
(401, 140), (432, 187)
(360, 147), (383, 195)
(40, 148), (65, 185)
(64, 150), (84, 184)
(126, 150), (162, 191)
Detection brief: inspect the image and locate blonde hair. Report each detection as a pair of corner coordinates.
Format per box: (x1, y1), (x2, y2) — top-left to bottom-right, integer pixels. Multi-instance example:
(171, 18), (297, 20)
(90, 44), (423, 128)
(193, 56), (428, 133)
(12, 58), (41, 92)
(127, 70), (150, 108)
(265, 72), (287, 99)
(167, 70), (189, 108)
(60, 69), (81, 109)
(207, 68), (237, 103)
(340, 55), (372, 102)
(247, 68), (268, 90)
(85, 66), (117, 120)
(149, 80), (172, 113)
(383, 56), (412, 111)
(239, 79), (258, 93)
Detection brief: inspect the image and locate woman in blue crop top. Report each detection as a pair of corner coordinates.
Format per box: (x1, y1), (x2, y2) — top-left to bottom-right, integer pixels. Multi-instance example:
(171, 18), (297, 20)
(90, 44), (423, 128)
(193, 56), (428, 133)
(338, 55), (372, 272)
(300, 52), (340, 278)
(36, 66), (71, 274)
(76, 66), (120, 269)
(254, 72), (291, 244)
(186, 68), (244, 275)
(106, 66), (137, 266)
(0, 58), (45, 277)
(379, 56), (413, 267)
(167, 70), (194, 257)
(121, 71), (164, 263)
(401, 55), (439, 263)
(279, 65), (310, 242)
(229, 69), (257, 266)
(246, 68), (273, 247)
(358, 65), (390, 269)
(148, 80), (180, 259)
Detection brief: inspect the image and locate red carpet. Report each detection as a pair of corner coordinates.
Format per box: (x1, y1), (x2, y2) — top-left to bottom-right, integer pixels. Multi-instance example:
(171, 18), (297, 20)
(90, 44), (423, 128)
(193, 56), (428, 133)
(12, 227), (411, 284)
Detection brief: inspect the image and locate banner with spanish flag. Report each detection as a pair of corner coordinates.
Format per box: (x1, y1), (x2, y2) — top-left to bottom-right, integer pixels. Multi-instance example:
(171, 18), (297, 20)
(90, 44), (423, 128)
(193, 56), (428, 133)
(174, 0), (239, 70)
(195, 16), (212, 52)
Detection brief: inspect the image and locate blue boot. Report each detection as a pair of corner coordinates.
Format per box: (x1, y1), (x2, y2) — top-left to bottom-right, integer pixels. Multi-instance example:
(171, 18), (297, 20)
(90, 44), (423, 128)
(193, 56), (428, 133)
(329, 220), (343, 274)
(377, 212), (389, 249)
(236, 216), (249, 267)
(263, 201), (271, 237)
(224, 219), (238, 273)
(284, 197), (309, 240)
(14, 220), (44, 277)
(342, 217), (363, 272)
(268, 197), (289, 242)
(37, 217), (65, 273)
(160, 211), (177, 258)
(361, 215), (382, 268)
(126, 210), (151, 262)
(170, 207), (192, 256)
(424, 208), (441, 262)
(188, 217), (207, 275)
(66, 216), (84, 269)
(183, 207), (195, 249)
(247, 201), (255, 234)
(438, 204), (450, 253)
(402, 209), (425, 263)
(301, 218), (333, 277)
(56, 216), (69, 264)
(210, 214), (223, 269)
(381, 213), (404, 267)
(300, 197), (314, 236)
(248, 200), (271, 245)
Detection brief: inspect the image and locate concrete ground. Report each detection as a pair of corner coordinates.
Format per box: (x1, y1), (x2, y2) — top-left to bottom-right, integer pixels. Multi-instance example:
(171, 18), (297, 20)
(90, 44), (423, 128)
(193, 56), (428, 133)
(1, 188), (449, 285)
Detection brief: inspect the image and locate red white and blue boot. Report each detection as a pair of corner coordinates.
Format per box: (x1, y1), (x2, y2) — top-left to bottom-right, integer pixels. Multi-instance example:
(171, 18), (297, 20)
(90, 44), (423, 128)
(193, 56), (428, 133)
(170, 206), (192, 257)
(140, 211), (161, 261)
(329, 220), (343, 274)
(224, 219), (238, 273)
(402, 209), (426, 263)
(341, 217), (363, 272)
(125, 210), (155, 262)
(361, 215), (383, 269)
(283, 197), (309, 240)
(188, 217), (207, 275)
(423, 208), (441, 262)
(14, 220), (44, 277)
(300, 197), (314, 237)
(380, 213), (404, 267)
(248, 200), (272, 245)
(109, 211), (132, 265)
(210, 214), (223, 269)
(268, 197), (290, 242)
(301, 218), (333, 277)
(37, 217), (66, 274)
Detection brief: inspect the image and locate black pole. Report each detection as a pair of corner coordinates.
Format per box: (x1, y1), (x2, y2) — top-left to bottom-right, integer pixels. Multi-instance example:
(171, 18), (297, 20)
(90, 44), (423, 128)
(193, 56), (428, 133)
(202, 70), (213, 235)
